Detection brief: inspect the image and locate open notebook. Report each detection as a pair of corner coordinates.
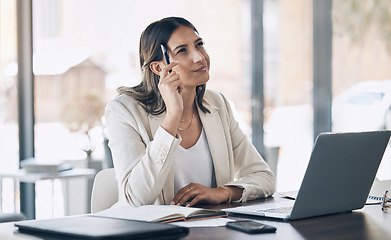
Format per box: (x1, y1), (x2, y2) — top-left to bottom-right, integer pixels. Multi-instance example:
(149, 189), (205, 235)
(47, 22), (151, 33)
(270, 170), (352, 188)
(223, 130), (391, 220)
(93, 205), (228, 223)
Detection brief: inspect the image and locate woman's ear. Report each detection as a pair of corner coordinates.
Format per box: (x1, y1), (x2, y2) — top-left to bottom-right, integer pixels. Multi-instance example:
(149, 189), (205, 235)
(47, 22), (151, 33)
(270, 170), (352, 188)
(150, 61), (163, 75)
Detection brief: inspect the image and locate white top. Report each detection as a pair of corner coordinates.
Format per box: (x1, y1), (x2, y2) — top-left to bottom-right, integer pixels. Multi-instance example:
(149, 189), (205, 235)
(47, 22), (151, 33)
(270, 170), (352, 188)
(174, 129), (216, 194)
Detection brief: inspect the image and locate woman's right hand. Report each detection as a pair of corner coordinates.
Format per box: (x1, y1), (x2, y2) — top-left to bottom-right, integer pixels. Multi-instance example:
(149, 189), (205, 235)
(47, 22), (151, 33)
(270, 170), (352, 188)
(158, 61), (183, 136)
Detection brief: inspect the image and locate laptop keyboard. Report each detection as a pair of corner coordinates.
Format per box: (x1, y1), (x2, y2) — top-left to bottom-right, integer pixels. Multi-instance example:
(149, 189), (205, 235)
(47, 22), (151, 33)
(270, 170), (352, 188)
(257, 206), (293, 214)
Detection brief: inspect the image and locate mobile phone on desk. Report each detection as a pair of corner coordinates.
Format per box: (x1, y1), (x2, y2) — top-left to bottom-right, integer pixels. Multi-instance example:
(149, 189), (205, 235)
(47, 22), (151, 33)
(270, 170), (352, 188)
(226, 220), (276, 234)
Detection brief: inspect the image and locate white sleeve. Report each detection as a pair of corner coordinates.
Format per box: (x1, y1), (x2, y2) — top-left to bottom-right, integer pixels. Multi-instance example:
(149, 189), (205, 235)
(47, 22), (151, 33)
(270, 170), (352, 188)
(105, 99), (181, 206)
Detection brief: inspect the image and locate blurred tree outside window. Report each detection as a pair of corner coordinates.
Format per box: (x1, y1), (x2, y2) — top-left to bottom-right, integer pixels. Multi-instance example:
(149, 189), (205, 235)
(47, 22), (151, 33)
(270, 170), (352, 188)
(63, 92), (105, 156)
(332, 0), (391, 181)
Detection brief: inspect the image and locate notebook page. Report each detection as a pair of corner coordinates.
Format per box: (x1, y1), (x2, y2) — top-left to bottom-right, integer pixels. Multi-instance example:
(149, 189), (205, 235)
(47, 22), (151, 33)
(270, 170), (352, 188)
(93, 205), (206, 222)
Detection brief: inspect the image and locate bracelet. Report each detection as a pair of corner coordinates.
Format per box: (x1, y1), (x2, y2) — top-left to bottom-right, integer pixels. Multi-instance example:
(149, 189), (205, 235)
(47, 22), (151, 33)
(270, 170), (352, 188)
(220, 186), (232, 204)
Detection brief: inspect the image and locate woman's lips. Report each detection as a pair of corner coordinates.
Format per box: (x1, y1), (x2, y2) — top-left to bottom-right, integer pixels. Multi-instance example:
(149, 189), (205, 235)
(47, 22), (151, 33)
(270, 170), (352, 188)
(194, 65), (207, 72)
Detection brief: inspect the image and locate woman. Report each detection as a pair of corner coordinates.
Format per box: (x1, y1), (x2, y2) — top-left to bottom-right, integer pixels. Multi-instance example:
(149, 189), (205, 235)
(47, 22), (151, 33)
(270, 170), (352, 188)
(105, 17), (275, 207)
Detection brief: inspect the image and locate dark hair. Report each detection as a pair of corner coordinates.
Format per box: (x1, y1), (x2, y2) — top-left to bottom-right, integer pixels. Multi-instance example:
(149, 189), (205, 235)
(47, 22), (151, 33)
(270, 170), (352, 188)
(118, 17), (210, 115)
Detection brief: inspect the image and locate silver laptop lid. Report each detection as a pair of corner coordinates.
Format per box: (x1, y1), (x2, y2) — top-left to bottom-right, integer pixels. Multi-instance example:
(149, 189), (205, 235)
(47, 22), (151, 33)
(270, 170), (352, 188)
(290, 130), (391, 220)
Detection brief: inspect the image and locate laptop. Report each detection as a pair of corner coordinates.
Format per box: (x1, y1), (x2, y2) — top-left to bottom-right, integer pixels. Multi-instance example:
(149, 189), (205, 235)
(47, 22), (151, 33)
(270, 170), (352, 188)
(223, 130), (391, 220)
(15, 215), (189, 240)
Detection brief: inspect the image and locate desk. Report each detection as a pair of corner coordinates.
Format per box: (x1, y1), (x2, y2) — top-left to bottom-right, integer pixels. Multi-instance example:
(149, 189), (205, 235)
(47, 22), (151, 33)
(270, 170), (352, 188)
(0, 200), (390, 240)
(186, 199), (391, 240)
(1, 179), (390, 240)
(0, 168), (96, 216)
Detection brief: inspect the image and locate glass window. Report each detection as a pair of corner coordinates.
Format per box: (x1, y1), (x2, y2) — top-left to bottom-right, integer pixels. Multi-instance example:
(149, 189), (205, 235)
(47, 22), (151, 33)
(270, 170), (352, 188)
(345, 92), (385, 105)
(33, 0), (253, 161)
(0, 0), (19, 213)
(32, 0), (252, 218)
(332, 0), (391, 180)
(263, 0), (314, 192)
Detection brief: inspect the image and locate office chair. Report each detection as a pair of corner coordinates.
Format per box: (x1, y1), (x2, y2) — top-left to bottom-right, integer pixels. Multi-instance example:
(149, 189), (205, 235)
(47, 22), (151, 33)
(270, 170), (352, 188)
(90, 168), (118, 213)
(103, 138), (114, 169)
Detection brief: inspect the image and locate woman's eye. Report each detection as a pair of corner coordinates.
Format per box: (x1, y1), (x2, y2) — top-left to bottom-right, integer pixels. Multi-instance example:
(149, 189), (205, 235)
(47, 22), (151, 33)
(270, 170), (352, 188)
(196, 41), (204, 47)
(177, 48), (186, 54)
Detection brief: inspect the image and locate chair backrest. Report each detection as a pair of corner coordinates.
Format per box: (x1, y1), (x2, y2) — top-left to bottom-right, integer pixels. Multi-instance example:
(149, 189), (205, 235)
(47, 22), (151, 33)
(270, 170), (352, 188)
(91, 168), (118, 213)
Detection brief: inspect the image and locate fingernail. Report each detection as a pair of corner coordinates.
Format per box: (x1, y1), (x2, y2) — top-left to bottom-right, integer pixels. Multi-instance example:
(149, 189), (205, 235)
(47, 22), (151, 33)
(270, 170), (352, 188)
(170, 201), (175, 205)
(176, 203), (181, 206)
(186, 204), (190, 207)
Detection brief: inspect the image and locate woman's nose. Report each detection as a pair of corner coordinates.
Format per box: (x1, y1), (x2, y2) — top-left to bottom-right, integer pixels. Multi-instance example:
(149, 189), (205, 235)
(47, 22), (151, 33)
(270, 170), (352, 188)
(192, 49), (205, 63)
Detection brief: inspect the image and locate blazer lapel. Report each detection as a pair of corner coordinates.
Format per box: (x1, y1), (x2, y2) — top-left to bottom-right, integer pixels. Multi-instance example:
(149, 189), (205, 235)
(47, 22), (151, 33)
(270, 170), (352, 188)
(199, 105), (230, 187)
(148, 104), (231, 202)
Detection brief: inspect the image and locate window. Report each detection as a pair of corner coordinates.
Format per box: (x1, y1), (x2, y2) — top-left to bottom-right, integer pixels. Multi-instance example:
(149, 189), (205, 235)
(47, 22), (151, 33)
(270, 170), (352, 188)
(332, 0), (391, 180)
(0, 0), (19, 213)
(31, 0), (252, 218)
(263, 0), (314, 192)
(13, 0), (388, 219)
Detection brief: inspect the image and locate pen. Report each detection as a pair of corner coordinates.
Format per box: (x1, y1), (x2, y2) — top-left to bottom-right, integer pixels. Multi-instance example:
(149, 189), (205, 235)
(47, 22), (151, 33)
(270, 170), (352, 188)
(160, 44), (172, 73)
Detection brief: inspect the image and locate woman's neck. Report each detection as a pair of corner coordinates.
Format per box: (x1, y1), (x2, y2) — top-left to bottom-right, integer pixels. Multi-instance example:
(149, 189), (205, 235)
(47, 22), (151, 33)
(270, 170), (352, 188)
(181, 87), (197, 115)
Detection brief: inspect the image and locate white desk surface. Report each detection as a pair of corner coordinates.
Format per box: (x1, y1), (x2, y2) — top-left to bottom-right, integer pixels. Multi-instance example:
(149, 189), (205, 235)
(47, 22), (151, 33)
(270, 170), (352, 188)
(0, 222), (39, 240)
(0, 168), (97, 183)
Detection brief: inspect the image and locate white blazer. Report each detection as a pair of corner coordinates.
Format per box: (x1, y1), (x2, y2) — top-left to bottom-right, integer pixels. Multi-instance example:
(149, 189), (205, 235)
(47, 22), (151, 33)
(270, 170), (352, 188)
(105, 89), (275, 207)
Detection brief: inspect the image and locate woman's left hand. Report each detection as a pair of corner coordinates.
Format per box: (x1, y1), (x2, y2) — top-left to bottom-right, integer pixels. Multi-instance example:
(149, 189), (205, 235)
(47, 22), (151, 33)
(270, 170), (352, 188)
(171, 183), (229, 207)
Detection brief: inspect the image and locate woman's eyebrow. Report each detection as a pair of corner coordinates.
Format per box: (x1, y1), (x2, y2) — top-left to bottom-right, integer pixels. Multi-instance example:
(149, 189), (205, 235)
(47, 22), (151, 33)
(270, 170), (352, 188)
(173, 38), (203, 52)
(173, 44), (187, 52)
(194, 37), (203, 43)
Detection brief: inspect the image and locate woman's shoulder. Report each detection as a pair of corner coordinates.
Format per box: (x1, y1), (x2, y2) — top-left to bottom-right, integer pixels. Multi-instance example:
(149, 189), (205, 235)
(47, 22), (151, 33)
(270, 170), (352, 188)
(107, 94), (136, 108)
(204, 89), (230, 108)
(106, 94), (146, 116)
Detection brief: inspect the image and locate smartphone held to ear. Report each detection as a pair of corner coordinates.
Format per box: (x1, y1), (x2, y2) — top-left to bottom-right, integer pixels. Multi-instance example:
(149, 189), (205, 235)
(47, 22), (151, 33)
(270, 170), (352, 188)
(226, 220), (276, 234)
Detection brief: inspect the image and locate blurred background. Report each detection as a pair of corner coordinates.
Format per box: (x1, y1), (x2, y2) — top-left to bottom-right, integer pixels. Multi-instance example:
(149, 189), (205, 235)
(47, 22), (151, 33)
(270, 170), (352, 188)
(1, 0), (390, 220)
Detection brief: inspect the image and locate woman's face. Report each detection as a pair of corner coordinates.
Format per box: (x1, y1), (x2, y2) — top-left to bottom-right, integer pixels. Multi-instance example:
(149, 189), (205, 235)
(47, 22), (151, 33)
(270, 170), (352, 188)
(166, 26), (210, 88)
